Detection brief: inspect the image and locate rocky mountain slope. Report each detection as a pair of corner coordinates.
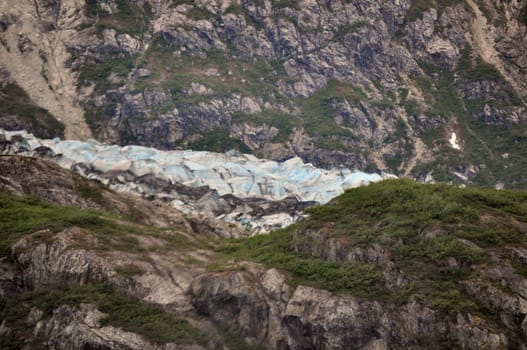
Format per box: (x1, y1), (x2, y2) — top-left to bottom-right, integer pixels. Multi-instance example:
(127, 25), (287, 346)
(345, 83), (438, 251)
(0, 155), (244, 349)
(2, 155), (527, 349)
(1, 0), (527, 188)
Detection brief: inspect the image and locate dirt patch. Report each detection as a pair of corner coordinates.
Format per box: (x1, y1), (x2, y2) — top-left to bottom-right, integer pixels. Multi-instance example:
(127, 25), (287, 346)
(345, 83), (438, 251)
(0, 0), (92, 140)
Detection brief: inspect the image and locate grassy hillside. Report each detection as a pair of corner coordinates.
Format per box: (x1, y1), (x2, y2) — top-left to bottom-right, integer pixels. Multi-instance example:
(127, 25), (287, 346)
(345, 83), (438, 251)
(2, 157), (527, 346)
(0, 191), (201, 257)
(214, 179), (527, 320)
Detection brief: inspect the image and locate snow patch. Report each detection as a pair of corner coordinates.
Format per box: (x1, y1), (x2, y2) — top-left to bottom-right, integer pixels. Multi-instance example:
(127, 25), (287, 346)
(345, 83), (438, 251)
(449, 132), (461, 150)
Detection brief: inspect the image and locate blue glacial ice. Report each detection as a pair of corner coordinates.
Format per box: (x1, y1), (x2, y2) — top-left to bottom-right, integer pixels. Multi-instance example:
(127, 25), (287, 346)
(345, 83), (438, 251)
(2, 130), (395, 204)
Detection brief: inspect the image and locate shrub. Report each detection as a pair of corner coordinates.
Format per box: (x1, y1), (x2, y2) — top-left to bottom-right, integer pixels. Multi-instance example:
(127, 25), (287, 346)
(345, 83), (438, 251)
(0, 284), (206, 345)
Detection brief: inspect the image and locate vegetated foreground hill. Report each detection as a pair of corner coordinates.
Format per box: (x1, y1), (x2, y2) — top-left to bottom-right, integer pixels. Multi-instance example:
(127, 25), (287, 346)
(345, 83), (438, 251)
(2, 155), (527, 349)
(1, 0), (527, 188)
(211, 179), (527, 348)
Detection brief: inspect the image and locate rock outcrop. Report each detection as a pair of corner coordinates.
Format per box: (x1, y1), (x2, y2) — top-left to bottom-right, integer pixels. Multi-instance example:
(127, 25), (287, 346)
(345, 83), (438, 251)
(191, 267), (512, 349)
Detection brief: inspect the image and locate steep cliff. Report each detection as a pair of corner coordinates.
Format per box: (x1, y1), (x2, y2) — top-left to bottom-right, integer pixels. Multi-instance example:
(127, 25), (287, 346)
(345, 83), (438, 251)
(1, 0), (527, 188)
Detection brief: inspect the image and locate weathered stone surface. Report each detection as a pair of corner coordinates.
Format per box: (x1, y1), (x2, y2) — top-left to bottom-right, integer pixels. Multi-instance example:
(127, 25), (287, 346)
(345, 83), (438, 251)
(40, 304), (158, 350)
(190, 265), (513, 349)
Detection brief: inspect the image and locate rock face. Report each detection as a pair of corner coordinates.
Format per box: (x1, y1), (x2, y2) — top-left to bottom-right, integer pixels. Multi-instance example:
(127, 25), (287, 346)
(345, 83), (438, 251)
(1, 0), (527, 187)
(42, 304), (161, 350)
(190, 267), (512, 349)
(3, 230), (517, 349)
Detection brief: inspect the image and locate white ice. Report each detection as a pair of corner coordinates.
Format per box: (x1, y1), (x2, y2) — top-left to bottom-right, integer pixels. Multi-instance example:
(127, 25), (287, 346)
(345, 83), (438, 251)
(2, 130), (394, 204)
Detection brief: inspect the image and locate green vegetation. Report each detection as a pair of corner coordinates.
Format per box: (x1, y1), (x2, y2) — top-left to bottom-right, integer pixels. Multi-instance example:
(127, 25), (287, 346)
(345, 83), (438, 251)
(521, 4), (527, 26)
(213, 225), (388, 299)
(301, 79), (366, 138)
(273, 0), (301, 10)
(315, 138), (351, 152)
(84, 97), (120, 136)
(461, 117), (527, 188)
(186, 6), (215, 20)
(405, 0), (435, 22)
(170, 0), (196, 7)
(0, 192), (193, 257)
(409, 62), (473, 181)
(135, 41), (287, 103)
(85, 0), (152, 35)
(0, 284), (206, 348)
(475, 0), (495, 24)
(99, 38), (300, 146)
(0, 82), (64, 139)
(303, 179), (522, 246)
(405, 0), (465, 23)
(79, 57), (135, 92)
(454, 50), (527, 187)
(225, 3), (245, 15)
(231, 110), (301, 143)
(218, 325), (265, 350)
(305, 180), (527, 310)
(402, 98), (421, 116)
(114, 264), (146, 277)
(73, 175), (106, 204)
(85, 0), (99, 18)
(224, 3), (261, 27)
(411, 50), (527, 188)
(334, 22), (368, 40)
(416, 60), (465, 120)
(383, 118), (414, 171)
(457, 49), (502, 82)
(0, 193), (100, 256)
(213, 179), (527, 316)
(78, 56), (135, 134)
(188, 128), (251, 153)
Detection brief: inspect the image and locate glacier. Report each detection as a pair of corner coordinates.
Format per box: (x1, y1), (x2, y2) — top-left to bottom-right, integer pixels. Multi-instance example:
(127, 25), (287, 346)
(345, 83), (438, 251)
(2, 129), (394, 204)
(1, 129), (395, 231)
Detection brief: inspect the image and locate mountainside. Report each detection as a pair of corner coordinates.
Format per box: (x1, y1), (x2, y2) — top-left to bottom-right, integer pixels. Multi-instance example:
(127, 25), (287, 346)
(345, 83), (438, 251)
(2, 156), (527, 349)
(1, 0), (527, 188)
